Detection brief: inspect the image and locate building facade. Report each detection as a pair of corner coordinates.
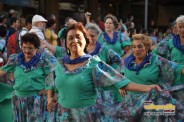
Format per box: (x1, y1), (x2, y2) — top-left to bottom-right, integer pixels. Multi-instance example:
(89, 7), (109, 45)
(0, 0), (184, 31)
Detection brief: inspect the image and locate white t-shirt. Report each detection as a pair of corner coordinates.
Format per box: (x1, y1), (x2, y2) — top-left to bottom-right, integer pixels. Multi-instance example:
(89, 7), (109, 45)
(29, 26), (45, 41)
(18, 27), (28, 48)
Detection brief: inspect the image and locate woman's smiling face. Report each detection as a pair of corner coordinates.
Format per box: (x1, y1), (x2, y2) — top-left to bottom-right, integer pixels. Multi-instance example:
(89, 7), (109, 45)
(177, 22), (184, 38)
(66, 29), (86, 54)
(22, 42), (37, 60)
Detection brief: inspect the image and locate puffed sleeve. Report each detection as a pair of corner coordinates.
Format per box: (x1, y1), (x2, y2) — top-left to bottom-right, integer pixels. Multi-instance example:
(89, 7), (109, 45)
(105, 46), (123, 72)
(120, 32), (131, 49)
(152, 39), (171, 60)
(41, 52), (58, 90)
(97, 32), (104, 43)
(55, 46), (66, 58)
(58, 27), (67, 40)
(157, 55), (184, 87)
(174, 64), (184, 86)
(92, 61), (131, 90)
(0, 54), (17, 73)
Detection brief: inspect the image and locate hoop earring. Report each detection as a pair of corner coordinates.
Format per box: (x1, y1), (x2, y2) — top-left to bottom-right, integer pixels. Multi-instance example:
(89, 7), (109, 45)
(66, 48), (70, 55)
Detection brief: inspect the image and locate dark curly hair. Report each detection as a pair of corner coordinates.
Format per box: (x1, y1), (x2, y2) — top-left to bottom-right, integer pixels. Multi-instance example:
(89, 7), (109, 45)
(64, 22), (91, 55)
(21, 33), (40, 49)
(46, 19), (56, 28)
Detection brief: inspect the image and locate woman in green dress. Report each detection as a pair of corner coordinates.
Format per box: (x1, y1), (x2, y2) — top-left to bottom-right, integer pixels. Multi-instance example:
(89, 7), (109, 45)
(0, 25), (13, 122)
(98, 14), (131, 59)
(123, 34), (184, 121)
(47, 22), (164, 122)
(42, 22), (125, 103)
(153, 15), (184, 66)
(0, 83), (13, 122)
(152, 15), (184, 108)
(86, 23), (125, 103)
(0, 33), (57, 121)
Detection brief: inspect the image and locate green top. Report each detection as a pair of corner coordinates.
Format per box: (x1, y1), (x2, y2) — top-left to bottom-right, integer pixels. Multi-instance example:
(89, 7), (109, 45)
(97, 45), (124, 102)
(124, 54), (184, 94)
(167, 39), (184, 85)
(56, 45), (123, 72)
(56, 45), (122, 69)
(97, 45), (122, 71)
(168, 39), (184, 64)
(55, 56), (131, 108)
(58, 27), (67, 40)
(0, 51), (57, 97)
(0, 99), (13, 122)
(153, 37), (184, 86)
(56, 46), (64, 58)
(0, 83), (13, 122)
(0, 83), (12, 102)
(153, 37), (184, 65)
(56, 45), (123, 102)
(98, 31), (131, 56)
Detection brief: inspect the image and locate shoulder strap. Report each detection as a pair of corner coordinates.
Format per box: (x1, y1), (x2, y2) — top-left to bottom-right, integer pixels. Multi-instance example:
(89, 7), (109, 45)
(5, 30), (10, 41)
(15, 31), (21, 53)
(0, 39), (6, 54)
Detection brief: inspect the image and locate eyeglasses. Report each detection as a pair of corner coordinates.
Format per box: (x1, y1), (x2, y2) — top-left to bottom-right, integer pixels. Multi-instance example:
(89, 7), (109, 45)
(22, 47), (35, 51)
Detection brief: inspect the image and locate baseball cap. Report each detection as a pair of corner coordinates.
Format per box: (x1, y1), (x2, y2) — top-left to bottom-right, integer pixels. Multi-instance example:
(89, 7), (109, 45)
(0, 14), (7, 19)
(9, 9), (18, 14)
(32, 14), (48, 23)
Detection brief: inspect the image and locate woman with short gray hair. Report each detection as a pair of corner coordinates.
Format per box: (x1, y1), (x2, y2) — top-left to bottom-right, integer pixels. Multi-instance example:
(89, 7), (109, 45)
(85, 22), (126, 103)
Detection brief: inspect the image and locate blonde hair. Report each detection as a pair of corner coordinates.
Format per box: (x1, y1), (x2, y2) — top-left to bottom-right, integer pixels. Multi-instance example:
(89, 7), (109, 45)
(131, 34), (152, 52)
(176, 15), (184, 23)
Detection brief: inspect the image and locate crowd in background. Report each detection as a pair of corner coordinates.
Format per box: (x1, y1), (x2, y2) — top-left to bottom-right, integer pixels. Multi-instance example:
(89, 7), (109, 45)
(0, 9), (177, 63)
(0, 9), (184, 122)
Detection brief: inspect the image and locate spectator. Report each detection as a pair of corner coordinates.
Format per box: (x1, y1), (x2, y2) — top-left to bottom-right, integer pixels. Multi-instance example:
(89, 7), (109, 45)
(58, 17), (76, 47)
(29, 14), (47, 41)
(44, 19), (58, 46)
(0, 25), (7, 62)
(47, 22), (162, 122)
(9, 9), (18, 18)
(147, 27), (157, 49)
(7, 17), (18, 39)
(0, 14), (7, 27)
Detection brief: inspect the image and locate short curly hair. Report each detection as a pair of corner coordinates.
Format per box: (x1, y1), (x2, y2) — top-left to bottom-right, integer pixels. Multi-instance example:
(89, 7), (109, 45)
(131, 34), (152, 53)
(21, 33), (40, 49)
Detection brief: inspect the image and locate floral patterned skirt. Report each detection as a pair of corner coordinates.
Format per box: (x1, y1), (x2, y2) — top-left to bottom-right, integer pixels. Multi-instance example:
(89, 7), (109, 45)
(48, 88), (184, 122)
(12, 94), (48, 122)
